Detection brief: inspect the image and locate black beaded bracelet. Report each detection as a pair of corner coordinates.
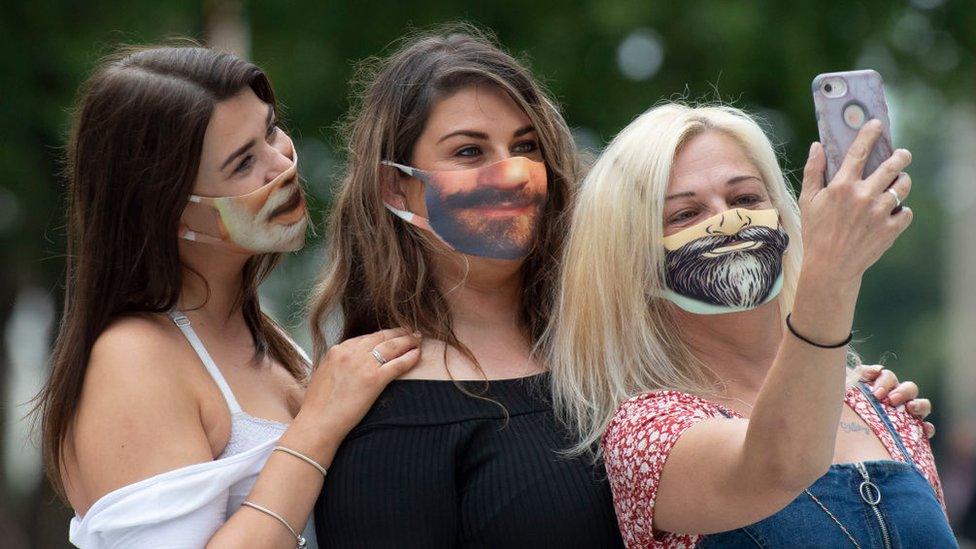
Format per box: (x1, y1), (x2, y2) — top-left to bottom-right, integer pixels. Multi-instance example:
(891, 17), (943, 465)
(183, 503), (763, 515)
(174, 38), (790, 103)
(785, 313), (852, 349)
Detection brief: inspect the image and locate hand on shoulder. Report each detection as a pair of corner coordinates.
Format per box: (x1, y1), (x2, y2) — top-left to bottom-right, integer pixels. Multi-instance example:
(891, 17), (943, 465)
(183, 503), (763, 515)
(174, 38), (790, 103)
(302, 327), (421, 436)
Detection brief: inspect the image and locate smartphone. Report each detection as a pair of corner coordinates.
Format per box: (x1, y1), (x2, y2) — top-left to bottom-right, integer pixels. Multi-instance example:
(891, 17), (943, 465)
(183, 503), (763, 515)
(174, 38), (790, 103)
(812, 70), (894, 182)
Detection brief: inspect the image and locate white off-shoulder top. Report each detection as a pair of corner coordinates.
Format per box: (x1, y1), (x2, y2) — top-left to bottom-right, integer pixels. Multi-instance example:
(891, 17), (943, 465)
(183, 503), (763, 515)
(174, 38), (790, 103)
(68, 310), (317, 548)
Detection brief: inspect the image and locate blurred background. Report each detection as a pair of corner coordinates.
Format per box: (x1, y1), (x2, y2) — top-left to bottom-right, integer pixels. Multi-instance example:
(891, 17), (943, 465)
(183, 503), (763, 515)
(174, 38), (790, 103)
(2, 0), (974, 546)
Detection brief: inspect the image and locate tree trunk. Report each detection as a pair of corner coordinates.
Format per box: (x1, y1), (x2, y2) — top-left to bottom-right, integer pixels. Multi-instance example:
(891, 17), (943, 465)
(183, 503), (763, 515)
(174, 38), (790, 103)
(204, 0), (250, 59)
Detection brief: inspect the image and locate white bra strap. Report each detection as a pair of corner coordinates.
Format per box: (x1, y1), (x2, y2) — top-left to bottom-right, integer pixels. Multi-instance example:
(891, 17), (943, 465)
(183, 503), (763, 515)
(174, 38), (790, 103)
(168, 310), (243, 414)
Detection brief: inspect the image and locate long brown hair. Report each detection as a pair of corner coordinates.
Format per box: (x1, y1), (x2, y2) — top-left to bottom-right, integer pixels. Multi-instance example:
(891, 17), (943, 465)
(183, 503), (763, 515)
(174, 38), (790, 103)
(37, 44), (306, 498)
(308, 24), (580, 370)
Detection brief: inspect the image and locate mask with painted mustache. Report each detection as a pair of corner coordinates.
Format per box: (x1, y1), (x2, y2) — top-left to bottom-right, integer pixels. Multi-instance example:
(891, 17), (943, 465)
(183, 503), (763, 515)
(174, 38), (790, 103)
(382, 156), (548, 259)
(660, 208), (789, 315)
(179, 150), (308, 254)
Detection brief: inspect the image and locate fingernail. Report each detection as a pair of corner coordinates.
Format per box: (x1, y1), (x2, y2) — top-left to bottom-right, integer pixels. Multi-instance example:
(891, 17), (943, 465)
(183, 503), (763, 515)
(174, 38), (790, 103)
(808, 142), (817, 157)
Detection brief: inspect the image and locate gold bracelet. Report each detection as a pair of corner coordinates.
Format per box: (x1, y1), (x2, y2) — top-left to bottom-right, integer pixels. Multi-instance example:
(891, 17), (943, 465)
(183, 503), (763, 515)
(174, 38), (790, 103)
(241, 500), (307, 548)
(274, 445), (328, 477)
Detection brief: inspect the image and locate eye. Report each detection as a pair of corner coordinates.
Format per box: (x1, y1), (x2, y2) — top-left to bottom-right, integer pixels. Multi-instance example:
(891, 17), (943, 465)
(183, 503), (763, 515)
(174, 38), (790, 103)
(512, 140), (538, 154)
(233, 154), (255, 174)
(266, 124), (279, 141)
(456, 146), (482, 158)
(668, 209), (699, 225)
(732, 194), (763, 206)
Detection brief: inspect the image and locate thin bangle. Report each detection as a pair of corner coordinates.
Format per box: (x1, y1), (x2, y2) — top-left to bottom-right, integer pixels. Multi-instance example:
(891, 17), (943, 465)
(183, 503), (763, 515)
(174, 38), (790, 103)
(786, 313), (853, 349)
(274, 445), (328, 477)
(241, 500), (307, 548)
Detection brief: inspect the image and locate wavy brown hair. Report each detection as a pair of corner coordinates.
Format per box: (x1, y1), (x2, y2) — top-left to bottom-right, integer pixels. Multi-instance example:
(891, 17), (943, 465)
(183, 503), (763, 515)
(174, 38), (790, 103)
(36, 44), (307, 498)
(308, 25), (580, 373)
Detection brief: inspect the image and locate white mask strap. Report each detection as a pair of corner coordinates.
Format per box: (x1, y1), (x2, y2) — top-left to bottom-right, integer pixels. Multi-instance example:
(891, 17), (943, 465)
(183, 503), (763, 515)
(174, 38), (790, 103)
(380, 160), (418, 177)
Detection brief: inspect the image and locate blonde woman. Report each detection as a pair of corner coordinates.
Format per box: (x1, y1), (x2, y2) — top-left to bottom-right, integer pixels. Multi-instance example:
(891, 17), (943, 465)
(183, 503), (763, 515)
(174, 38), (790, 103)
(545, 104), (955, 547)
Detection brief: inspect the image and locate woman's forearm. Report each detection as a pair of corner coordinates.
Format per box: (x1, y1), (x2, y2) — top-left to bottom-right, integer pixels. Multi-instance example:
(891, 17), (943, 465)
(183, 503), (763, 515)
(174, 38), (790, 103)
(206, 412), (345, 548)
(207, 328), (422, 547)
(742, 266), (860, 491)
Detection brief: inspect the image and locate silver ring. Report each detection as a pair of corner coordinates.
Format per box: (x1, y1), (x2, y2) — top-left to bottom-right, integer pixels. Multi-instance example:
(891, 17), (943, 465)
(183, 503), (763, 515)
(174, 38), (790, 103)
(370, 348), (387, 365)
(886, 188), (902, 208)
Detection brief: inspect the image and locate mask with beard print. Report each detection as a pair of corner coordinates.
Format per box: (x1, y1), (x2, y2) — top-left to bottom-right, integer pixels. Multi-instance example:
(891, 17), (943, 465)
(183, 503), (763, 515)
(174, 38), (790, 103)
(660, 208), (789, 315)
(179, 150), (308, 254)
(381, 157), (548, 260)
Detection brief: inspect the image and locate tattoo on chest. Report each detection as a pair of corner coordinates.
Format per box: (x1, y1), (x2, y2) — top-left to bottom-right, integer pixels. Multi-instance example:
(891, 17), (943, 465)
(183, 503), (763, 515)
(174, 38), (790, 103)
(840, 420), (873, 435)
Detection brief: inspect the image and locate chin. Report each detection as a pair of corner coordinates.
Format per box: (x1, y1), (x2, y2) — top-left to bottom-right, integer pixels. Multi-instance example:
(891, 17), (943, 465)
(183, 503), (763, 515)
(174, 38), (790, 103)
(232, 219), (308, 253)
(460, 253), (528, 278)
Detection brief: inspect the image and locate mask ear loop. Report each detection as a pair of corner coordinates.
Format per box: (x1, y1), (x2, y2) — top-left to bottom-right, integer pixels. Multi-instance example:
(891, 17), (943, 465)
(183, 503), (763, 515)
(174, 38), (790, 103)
(379, 160), (454, 250)
(380, 160), (417, 177)
(379, 160), (417, 213)
(178, 224), (226, 246)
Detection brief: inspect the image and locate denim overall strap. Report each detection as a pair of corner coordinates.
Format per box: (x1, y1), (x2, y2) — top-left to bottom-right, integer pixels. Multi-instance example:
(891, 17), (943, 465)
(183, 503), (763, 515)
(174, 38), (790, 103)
(856, 382), (916, 467)
(695, 385), (958, 548)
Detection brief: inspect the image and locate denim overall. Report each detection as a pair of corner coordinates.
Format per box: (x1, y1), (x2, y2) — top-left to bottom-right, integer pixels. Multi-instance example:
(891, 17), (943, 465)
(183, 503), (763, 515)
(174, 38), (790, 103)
(698, 383), (957, 548)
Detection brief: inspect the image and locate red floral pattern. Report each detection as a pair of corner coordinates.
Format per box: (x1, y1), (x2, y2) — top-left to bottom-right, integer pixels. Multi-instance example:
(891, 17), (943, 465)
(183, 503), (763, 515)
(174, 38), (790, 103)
(601, 386), (945, 548)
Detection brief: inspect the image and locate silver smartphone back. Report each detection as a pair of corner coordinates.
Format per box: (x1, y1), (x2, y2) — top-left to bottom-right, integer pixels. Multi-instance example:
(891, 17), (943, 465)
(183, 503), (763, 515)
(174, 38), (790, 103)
(812, 70), (894, 182)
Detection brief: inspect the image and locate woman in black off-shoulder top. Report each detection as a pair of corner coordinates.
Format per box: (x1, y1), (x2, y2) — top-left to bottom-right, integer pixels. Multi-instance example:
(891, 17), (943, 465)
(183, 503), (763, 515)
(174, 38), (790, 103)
(313, 374), (622, 547)
(307, 27), (624, 549)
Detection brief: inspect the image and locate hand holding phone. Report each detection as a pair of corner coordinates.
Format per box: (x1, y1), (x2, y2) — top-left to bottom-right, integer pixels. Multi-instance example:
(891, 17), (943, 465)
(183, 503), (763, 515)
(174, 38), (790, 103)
(812, 70), (894, 184)
(797, 120), (914, 287)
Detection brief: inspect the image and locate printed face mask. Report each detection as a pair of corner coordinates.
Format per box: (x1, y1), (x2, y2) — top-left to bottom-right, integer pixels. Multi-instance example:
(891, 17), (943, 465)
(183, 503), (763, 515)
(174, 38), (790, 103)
(179, 151), (308, 254)
(381, 156), (548, 260)
(660, 207), (789, 315)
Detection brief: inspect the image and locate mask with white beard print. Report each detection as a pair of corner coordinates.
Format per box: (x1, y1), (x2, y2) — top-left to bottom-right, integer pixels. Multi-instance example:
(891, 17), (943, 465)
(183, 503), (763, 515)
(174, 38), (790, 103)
(660, 208), (789, 315)
(179, 150), (308, 254)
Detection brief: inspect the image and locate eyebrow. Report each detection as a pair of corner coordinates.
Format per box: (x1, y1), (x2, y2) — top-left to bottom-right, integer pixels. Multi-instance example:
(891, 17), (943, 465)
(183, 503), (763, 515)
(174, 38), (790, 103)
(219, 104), (276, 171)
(436, 124), (536, 144)
(665, 175), (762, 200)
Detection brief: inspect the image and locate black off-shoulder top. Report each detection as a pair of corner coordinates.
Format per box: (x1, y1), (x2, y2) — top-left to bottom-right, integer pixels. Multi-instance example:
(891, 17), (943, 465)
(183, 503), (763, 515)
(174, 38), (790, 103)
(313, 373), (623, 548)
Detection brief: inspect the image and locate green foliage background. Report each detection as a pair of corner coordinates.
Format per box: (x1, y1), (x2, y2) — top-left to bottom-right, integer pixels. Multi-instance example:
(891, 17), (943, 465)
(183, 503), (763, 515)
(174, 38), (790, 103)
(1, 1), (972, 545)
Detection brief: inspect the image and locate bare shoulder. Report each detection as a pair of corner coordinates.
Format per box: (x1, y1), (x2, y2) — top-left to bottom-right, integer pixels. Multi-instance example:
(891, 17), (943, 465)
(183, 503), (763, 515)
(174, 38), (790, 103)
(89, 312), (184, 364)
(68, 313), (214, 513)
(80, 313), (203, 404)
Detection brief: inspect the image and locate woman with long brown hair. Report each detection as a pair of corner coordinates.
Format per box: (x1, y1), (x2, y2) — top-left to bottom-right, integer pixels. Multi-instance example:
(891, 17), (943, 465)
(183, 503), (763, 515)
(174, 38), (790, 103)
(307, 26), (931, 547)
(306, 27), (620, 547)
(38, 45), (420, 548)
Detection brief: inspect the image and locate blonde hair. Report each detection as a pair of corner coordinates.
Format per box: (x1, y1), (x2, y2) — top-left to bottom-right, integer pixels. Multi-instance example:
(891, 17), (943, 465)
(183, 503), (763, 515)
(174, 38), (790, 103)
(543, 103), (804, 456)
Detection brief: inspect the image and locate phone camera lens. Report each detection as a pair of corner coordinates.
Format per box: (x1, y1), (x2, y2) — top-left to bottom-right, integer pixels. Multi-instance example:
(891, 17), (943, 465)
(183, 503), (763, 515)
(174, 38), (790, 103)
(824, 83), (833, 93)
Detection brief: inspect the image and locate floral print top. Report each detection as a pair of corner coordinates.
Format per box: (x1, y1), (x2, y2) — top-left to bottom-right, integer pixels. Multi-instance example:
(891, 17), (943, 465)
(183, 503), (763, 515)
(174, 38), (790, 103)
(601, 386), (945, 548)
